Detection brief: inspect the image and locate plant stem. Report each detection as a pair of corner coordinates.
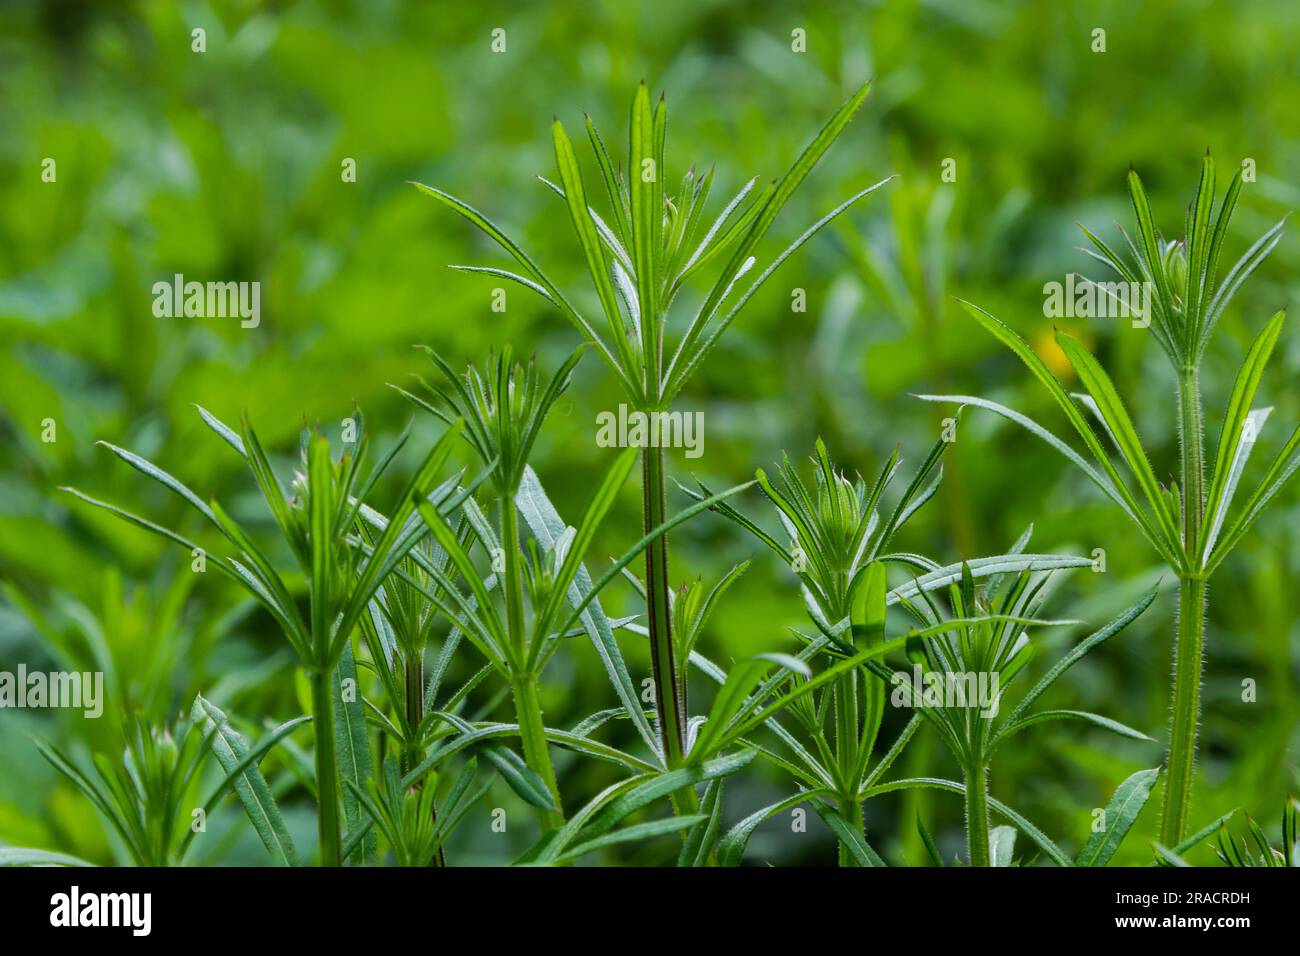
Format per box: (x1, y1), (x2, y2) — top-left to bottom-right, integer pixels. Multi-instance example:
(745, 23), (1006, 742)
(499, 496), (565, 832)
(1177, 367), (1206, 557)
(501, 495), (527, 661)
(405, 655), (446, 867)
(965, 764), (991, 867)
(511, 674), (564, 831)
(1161, 368), (1208, 845)
(403, 656), (424, 772)
(833, 670), (859, 866)
(837, 797), (866, 867)
(642, 444), (686, 766)
(1161, 574), (1207, 845)
(309, 667), (342, 867)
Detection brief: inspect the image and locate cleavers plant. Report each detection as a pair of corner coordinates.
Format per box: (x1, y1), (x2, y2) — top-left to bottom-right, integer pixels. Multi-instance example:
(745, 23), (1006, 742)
(63, 408), (471, 864)
(923, 155), (1293, 843)
(396, 345), (756, 832)
(687, 437), (1097, 863)
(413, 80), (889, 775)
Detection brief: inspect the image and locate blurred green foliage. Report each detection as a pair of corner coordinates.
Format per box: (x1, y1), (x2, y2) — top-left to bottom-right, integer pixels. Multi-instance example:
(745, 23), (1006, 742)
(0, 0), (1296, 865)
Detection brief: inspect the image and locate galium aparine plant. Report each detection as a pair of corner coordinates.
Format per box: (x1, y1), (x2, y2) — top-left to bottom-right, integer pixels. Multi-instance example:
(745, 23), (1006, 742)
(413, 79), (889, 776)
(923, 155), (1293, 844)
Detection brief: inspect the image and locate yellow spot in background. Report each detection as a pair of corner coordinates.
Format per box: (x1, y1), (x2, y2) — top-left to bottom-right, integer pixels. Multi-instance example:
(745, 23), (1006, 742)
(1032, 323), (1094, 380)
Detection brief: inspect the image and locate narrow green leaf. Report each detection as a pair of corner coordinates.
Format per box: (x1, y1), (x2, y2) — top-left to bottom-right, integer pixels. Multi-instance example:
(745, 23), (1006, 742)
(886, 553), (1094, 605)
(533, 447), (639, 648)
(0, 847), (97, 867)
(333, 642), (374, 865)
(409, 180), (629, 389)
(191, 695), (299, 866)
(678, 778), (725, 867)
(1201, 310), (1286, 560)
(1126, 169), (1174, 318)
(1076, 768), (1161, 866)
(480, 745), (558, 811)
(696, 79), (872, 329)
(1000, 709), (1154, 745)
(916, 813), (944, 867)
(717, 789), (834, 867)
(813, 802), (885, 866)
(915, 394), (1146, 532)
(689, 657), (783, 761)
(517, 467), (659, 756)
(1206, 418), (1300, 572)
(956, 300), (1179, 564)
(1054, 331), (1182, 555)
(552, 119), (636, 373)
(581, 750), (756, 843)
(990, 825), (1018, 867)
(628, 83), (658, 386)
(554, 815), (706, 865)
(1002, 585), (1158, 731)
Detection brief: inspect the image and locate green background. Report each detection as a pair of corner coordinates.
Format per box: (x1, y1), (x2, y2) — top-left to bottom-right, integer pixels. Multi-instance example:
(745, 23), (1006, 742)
(1, 0), (1296, 864)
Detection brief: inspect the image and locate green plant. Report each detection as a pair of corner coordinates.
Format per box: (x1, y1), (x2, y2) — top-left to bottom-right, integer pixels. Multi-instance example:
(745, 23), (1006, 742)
(63, 409), (468, 864)
(1215, 797), (1299, 866)
(397, 346), (755, 833)
(684, 438), (1094, 863)
(870, 565), (1158, 865)
(413, 80), (887, 777)
(923, 155), (1293, 843)
(352, 504), (561, 864)
(397, 346), (599, 831)
(346, 755), (489, 868)
(26, 698), (303, 866)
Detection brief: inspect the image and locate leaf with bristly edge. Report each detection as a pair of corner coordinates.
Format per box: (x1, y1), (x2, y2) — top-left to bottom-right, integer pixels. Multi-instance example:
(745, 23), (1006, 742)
(191, 695), (299, 867)
(1076, 768), (1161, 867)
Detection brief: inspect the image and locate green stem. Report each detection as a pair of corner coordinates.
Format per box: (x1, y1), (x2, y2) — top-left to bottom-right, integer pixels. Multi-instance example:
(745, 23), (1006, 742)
(834, 670), (858, 782)
(499, 495), (565, 832)
(833, 670), (859, 865)
(405, 655), (446, 867)
(309, 667), (342, 867)
(965, 764), (991, 867)
(1178, 368), (1206, 556)
(403, 656), (424, 773)
(1160, 368), (1208, 846)
(1161, 574), (1207, 845)
(512, 674), (565, 831)
(837, 796), (866, 868)
(500, 495), (527, 661)
(643, 444), (686, 767)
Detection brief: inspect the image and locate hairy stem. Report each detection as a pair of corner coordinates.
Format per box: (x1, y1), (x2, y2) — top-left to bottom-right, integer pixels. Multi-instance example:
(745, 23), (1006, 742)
(1178, 367), (1206, 558)
(1161, 574), (1207, 845)
(965, 764), (991, 867)
(1161, 368), (1208, 845)
(309, 667), (342, 867)
(643, 444), (686, 766)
